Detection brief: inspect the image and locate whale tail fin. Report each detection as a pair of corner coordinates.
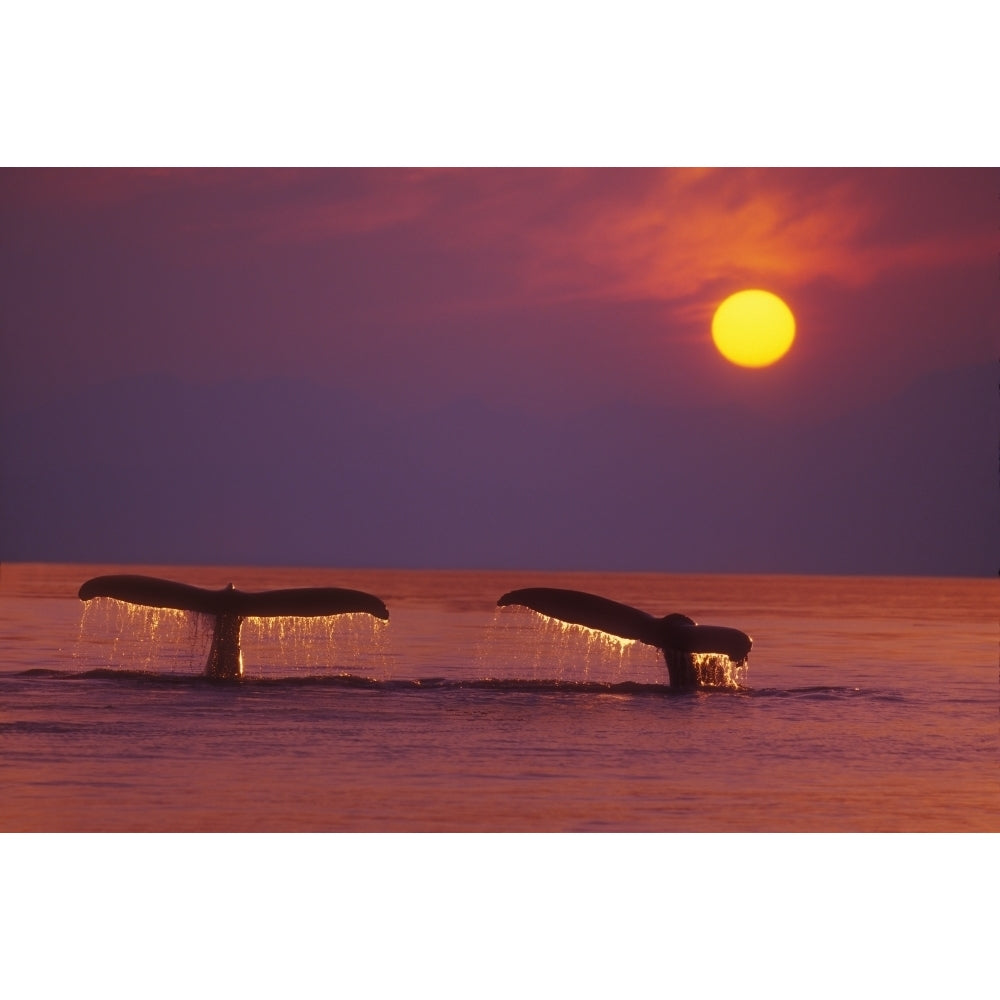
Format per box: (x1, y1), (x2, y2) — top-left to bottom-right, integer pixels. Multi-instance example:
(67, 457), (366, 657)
(79, 575), (389, 679)
(79, 575), (221, 614)
(78, 575), (389, 620)
(497, 586), (751, 689)
(656, 614), (752, 664)
(497, 587), (662, 645)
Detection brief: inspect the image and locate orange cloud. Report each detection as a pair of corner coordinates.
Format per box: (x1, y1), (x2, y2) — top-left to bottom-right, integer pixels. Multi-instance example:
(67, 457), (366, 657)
(509, 169), (994, 319)
(9, 168), (987, 325)
(235, 168), (989, 330)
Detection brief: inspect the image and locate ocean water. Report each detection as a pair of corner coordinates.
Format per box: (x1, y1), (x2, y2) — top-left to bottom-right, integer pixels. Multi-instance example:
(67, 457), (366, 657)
(2, 563), (995, 833)
(3, 563), (996, 996)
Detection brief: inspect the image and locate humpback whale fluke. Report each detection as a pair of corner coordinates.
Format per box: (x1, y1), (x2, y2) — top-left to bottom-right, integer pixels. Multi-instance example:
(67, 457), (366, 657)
(79, 574), (389, 680)
(496, 587), (751, 689)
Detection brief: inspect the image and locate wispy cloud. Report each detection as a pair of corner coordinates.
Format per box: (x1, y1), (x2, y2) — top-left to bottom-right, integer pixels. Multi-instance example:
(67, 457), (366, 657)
(6, 167), (990, 325)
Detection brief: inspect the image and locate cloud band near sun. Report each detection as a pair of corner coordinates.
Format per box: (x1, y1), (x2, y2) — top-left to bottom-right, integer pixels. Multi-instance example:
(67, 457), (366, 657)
(6, 168), (991, 328)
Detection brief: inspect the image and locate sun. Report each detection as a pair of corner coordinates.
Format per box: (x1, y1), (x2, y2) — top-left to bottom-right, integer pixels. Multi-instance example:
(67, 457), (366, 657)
(711, 289), (796, 368)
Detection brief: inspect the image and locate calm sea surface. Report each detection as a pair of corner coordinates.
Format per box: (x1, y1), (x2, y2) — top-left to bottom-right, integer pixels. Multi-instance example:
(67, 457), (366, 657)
(2, 563), (995, 832)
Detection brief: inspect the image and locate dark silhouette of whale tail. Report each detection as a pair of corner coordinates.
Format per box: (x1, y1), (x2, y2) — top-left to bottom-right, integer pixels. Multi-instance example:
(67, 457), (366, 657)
(79, 575), (389, 680)
(496, 587), (751, 689)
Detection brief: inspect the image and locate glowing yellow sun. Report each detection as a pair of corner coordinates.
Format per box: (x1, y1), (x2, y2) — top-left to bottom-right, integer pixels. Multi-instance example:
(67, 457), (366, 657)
(711, 289), (796, 368)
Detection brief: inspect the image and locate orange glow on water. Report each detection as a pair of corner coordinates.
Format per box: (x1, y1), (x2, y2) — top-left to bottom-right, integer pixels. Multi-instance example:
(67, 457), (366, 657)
(10, 564), (998, 833)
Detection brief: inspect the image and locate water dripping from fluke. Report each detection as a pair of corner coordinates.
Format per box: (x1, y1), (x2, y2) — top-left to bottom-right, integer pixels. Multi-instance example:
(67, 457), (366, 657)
(496, 587), (752, 690)
(78, 575), (389, 680)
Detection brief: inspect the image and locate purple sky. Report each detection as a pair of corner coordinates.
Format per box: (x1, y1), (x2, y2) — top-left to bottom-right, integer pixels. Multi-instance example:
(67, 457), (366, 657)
(1, 168), (995, 574)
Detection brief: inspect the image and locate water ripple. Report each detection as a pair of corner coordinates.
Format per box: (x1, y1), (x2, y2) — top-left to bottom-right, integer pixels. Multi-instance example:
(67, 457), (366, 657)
(11, 668), (747, 697)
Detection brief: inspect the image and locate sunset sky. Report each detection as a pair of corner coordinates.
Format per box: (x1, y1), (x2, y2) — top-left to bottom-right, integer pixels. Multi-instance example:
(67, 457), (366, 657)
(1, 167), (993, 575)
